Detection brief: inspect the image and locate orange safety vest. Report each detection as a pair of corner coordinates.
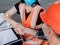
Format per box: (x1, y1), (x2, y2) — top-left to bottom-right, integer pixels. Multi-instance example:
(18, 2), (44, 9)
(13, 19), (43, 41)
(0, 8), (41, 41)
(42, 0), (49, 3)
(22, 40), (48, 45)
(19, 3), (47, 45)
(42, 40), (48, 45)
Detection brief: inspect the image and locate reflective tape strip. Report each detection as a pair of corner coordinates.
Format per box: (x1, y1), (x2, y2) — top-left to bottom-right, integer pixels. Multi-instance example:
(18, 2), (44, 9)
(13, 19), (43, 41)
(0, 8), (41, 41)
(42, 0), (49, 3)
(31, 6), (41, 28)
(19, 4), (25, 20)
(26, 40), (41, 44)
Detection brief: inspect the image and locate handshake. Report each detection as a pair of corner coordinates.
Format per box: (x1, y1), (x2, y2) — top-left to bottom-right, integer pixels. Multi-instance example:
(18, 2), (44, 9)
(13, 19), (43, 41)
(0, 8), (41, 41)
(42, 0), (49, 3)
(13, 23), (26, 35)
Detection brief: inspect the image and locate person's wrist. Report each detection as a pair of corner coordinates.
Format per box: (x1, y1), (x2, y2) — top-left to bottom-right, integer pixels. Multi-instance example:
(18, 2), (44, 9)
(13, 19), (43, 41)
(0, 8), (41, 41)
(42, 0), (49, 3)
(12, 22), (19, 27)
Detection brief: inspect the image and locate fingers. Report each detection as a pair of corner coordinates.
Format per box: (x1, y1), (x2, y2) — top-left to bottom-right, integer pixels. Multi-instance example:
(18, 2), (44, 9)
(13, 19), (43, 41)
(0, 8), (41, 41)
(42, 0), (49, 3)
(18, 30), (24, 35)
(13, 28), (19, 34)
(13, 26), (24, 35)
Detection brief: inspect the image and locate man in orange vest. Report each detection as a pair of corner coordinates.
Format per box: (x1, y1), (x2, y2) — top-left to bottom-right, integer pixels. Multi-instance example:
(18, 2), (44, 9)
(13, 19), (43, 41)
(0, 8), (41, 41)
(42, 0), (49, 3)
(4, 0), (45, 45)
(40, 1), (60, 45)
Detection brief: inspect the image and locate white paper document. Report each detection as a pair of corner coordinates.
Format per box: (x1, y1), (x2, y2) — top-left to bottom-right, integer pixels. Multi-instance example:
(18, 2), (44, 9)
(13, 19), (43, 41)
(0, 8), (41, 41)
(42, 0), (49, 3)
(0, 13), (18, 44)
(0, 29), (18, 44)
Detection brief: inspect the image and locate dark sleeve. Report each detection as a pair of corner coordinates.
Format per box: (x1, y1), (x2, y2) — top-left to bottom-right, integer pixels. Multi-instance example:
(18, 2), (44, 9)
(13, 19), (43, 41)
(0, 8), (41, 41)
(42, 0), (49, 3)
(36, 29), (47, 40)
(14, 2), (20, 14)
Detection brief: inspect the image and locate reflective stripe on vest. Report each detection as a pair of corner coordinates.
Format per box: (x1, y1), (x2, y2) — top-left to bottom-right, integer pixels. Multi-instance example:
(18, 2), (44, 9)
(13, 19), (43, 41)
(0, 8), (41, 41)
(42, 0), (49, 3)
(20, 4), (24, 21)
(19, 4), (41, 29)
(25, 40), (41, 45)
(19, 4), (47, 45)
(25, 40), (48, 45)
(30, 5), (41, 29)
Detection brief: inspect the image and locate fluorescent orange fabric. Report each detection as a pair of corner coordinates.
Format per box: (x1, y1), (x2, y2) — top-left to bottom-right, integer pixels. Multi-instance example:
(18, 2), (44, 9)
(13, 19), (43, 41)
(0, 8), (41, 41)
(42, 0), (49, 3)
(19, 3), (42, 38)
(19, 3), (46, 45)
(22, 42), (33, 45)
(23, 8), (41, 38)
(40, 1), (60, 35)
(22, 42), (41, 45)
(22, 40), (48, 45)
(22, 37), (41, 45)
(21, 6), (40, 29)
(42, 40), (48, 45)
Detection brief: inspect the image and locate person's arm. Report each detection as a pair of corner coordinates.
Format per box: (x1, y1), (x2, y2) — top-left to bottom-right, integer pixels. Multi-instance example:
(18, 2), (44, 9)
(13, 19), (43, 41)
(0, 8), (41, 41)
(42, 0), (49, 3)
(19, 24), (46, 39)
(4, 6), (18, 26)
(23, 27), (36, 36)
(36, 23), (43, 29)
(4, 6), (24, 35)
(16, 24), (36, 36)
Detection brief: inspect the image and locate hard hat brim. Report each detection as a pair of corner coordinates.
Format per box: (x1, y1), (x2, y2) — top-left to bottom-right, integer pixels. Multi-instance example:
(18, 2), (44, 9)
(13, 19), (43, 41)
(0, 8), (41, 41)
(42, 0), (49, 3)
(40, 11), (60, 35)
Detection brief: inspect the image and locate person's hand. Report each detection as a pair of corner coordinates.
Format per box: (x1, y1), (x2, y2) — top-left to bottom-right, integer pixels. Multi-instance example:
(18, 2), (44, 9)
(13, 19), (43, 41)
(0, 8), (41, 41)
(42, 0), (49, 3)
(36, 23), (43, 29)
(22, 27), (36, 36)
(13, 23), (24, 35)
